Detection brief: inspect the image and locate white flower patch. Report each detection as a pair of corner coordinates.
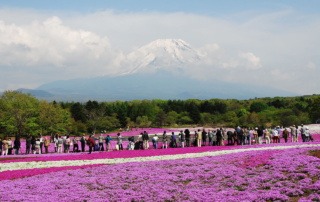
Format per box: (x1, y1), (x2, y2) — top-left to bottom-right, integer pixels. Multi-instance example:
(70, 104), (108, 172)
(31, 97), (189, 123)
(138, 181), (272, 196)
(1, 144), (319, 172)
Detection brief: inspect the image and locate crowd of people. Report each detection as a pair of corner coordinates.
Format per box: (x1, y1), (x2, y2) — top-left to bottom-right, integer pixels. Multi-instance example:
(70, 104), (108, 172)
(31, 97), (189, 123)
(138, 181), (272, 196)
(0, 124), (315, 156)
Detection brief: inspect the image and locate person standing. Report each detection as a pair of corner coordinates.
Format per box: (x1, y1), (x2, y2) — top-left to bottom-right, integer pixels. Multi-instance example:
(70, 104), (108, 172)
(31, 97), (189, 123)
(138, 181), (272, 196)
(272, 128), (279, 143)
(87, 135), (95, 154)
(31, 136), (36, 154)
(7, 138), (13, 155)
(180, 131), (185, 148)
(73, 137), (79, 152)
(184, 129), (190, 147)
(171, 132), (177, 148)
(245, 128), (252, 145)
(80, 134), (86, 152)
(196, 129), (202, 147)
(162, 131), (168, 149)
(208, 129), (213, 146)
(300, 124), (307, 142)
(44, 137), (50, 153)
(128, 136), (135, 150)
(39, 135), (44, 154)
(216, 128), (223, 146)
(65, 135), (71, 153)
(253, 128), (258, 144)
(53, 135), (58, 153)
(14, 136), (21, 155)
(233, 130), (238, 145)
(305, 127), (310, 142)
(238, 127), (245, 145)
(212, 130), (217, 146)
(26, 135), (31, 154)
(152, 134), (158, 149)
(227, 130), (233, 145)
(117, 133), (123, 150)
(57, 136), (63, 153)
(282, 128), (289, 143)
(257, 127), (264, 144)
(264, 128), (272, 144)
(105, 135), (112, 151)
(276, 126), (282, 143)
(2, 138), (9, 156)
(201, 129), (207, 146)
(290, 125), (297, 143)
(98, 134), (105, 151)
(34, 138), (41, 154)
(142, 131), (149, 150)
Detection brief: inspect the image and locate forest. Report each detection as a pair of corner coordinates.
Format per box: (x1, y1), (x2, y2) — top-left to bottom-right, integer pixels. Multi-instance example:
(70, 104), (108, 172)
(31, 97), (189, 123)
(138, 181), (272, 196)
(1, 90), (320, 138)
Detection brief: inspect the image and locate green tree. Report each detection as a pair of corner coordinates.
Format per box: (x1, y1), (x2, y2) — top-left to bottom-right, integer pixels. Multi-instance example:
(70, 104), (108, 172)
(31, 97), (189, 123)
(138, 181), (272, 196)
(250, 102), (268, 113)
(166, 111), (178, 126)
(38, 100), (71, 138)
(155, 110), (167, 127)
(309, 97), (320, 123)
(187, 102), (201, 124)
(136, 116), (151, 128)
(0, 91), (39, 137)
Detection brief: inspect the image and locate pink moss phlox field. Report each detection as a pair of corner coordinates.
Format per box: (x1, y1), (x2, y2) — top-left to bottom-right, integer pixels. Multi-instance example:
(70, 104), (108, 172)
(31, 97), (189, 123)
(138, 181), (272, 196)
(0, 146), (319, 201)
(0, 164), (104, 181)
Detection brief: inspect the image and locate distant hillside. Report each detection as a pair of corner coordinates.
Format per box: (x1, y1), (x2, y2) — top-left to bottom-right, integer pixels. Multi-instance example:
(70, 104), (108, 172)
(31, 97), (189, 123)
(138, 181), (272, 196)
(35, 69), (298, 102)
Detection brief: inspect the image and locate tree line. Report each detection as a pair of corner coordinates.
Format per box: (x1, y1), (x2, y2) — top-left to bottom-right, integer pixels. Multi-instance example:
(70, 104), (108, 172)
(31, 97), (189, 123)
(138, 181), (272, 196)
(1, 91), (320, 138)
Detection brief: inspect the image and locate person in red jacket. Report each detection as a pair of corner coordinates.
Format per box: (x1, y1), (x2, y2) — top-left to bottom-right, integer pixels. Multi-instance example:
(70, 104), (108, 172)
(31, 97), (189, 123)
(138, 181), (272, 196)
(87, 135), (95, 154)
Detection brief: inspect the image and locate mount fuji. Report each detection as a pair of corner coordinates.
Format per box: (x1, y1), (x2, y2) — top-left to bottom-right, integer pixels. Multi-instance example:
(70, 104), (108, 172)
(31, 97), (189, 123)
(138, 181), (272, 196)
(31, 39), (298, 101)
(122, 39), (203, 75)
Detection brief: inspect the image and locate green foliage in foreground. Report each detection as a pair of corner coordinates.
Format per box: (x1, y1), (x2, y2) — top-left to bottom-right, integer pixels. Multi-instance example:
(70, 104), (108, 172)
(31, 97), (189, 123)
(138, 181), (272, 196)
(1, 91), (320, 137)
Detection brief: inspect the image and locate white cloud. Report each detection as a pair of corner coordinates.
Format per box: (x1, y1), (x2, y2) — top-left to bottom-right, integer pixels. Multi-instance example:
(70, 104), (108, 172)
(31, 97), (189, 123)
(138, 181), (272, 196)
(239, 52), (262, 70)
(0, 15), (124, 90)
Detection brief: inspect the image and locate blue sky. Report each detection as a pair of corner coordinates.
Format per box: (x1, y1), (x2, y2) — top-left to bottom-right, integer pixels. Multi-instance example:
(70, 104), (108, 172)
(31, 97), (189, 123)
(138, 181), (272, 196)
(0, 1), (319, 95)
(2, 0), (320, 15)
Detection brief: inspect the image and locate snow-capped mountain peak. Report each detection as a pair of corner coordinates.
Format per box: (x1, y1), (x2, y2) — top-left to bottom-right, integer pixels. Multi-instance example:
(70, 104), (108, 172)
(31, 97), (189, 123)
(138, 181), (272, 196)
(123, 39), (203, 74)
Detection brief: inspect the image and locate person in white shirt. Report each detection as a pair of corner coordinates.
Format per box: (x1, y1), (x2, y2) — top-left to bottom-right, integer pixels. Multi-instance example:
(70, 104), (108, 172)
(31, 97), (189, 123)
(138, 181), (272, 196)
(34, 139), (41, 154)
(152, 134), (159, 149)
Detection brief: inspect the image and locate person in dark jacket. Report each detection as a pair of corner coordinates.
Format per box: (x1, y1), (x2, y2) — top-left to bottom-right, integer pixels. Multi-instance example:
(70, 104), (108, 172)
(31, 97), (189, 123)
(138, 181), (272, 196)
(202, 129), (207, 146)
(142, 131), (149, 149)
(26, 135), (31, 154)
(227, 131), (233, 145)
(14, 136), (21, 155)
(80, 134), (86, 152)
(184, 129), (190, 147)
(216, 129), (223, 146)
(257, 127), (264, 144)
(31, 136), (36, 154)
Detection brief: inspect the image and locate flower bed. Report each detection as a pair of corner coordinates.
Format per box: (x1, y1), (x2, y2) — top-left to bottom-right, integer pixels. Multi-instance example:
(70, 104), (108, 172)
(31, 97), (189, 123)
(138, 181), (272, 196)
(0, 143), (319, 201)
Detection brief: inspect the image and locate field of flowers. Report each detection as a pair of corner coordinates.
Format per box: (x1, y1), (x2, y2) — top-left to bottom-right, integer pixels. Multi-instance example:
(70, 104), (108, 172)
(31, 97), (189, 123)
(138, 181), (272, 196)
(0, 141), (320, 201)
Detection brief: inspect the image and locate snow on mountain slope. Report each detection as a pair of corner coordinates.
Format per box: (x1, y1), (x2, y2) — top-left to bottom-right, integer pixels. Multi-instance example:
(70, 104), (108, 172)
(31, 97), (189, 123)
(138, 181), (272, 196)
(122, 39), (203, 74)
